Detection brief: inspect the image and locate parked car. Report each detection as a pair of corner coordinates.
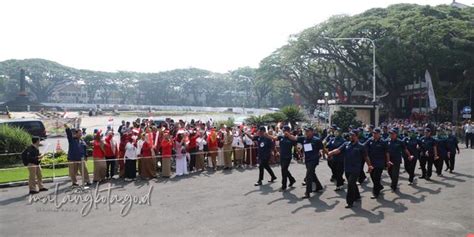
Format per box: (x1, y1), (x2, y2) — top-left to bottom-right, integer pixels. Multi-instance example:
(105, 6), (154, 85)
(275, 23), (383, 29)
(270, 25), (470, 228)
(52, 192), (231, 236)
(0, 119), (47, 140)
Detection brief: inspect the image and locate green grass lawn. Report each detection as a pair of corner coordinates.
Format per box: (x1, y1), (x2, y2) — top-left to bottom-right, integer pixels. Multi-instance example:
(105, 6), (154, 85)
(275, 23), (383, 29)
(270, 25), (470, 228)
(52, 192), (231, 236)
(0, 160), (94, 184)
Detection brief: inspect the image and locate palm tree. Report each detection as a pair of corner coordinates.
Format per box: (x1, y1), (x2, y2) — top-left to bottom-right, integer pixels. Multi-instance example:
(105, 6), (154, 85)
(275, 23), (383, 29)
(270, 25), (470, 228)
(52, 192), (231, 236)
(280, 105), (306, 128)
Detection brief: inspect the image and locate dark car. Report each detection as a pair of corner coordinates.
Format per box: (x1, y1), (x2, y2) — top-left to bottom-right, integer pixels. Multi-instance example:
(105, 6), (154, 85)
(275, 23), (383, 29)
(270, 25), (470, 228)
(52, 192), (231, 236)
(0, 119), (47, 140)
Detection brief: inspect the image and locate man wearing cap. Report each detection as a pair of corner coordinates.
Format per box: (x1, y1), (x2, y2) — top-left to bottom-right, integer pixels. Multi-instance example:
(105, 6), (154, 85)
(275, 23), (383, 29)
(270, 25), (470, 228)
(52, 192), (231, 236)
(434, 129), (450, 177)
(357, 127), (369, 184)
(387, 128), (413, 191)
(419, 128), (439, 180)
(446, 128), (460, 173)
(277, 126), (297, 191)
(328, 129), (373, 208)
(254, 127), (277, 186)
(365, 128), (389, 198)
(288, 127), (324, 198)
(325, 126), (346, 191)
(404, 128), (422, 184)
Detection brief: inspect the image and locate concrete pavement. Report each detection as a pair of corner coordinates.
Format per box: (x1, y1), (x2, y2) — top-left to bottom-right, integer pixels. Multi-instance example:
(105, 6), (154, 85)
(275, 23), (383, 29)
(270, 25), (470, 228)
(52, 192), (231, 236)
(1, 149), (473, 237)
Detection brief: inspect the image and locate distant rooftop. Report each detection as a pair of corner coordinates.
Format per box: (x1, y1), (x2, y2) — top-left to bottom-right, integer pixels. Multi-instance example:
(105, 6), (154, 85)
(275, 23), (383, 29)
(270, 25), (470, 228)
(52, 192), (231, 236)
(450, 0), (471, 8)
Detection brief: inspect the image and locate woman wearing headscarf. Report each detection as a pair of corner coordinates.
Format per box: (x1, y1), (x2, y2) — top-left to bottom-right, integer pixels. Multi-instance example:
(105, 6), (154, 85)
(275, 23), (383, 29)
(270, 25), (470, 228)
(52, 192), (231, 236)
(92, 131), (106, 183)
(160, 131), (173, 178)
(175, 133), (188, 176)
(124, 136), (138, 181)
(207, 129), (218, 171)
(196, 132), (207, 171)
(140, 131), (157, 179)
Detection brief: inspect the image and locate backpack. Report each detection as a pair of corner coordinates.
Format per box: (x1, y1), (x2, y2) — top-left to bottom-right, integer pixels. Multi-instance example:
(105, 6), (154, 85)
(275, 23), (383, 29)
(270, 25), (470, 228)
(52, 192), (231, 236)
(21, 147), (30, 166)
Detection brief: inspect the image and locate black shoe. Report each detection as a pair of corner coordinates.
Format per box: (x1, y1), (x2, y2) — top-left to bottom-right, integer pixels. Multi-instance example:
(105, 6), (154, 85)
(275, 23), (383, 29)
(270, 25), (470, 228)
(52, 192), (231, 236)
(289, 180), (296, 187)
(345, 204), (353, 208)
(302, 182), (306, 186)
(85, 182), (92, 186)
(419, 175), (426, 179)
(72, 183), (79, 187)
(254, 182), (262, 186)
(279, 187), (287, 192)
(301, 193), (310, 199)
(425, 177), (431, 181)
(437, 173), (443, 177)
(370, 195), (378, 199)
(269, 177), (277, 183)
(330, 178), (335, 182)
(29, 190), (39, 195)
(449, 170), (453, 173)
(39, 188), (48, 192)
(444, 168), (449, 171)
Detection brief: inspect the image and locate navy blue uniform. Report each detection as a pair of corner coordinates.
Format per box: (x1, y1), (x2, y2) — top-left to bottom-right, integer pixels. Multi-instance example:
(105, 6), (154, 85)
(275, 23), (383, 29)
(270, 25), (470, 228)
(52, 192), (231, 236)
(327, 136), (346, 187)
(387, 139), (407, 189)
(365, 138), (387, 196)
(255, 136), (276, 183)
(420, 136), (437, 179)
(298, 136), (324, 194)
(278, 136), (296, 189)
(446, 135), (459, 171)
(338, 141), (368, 206)
(404, 136), (421, 182)
(435, 136), (450, 176)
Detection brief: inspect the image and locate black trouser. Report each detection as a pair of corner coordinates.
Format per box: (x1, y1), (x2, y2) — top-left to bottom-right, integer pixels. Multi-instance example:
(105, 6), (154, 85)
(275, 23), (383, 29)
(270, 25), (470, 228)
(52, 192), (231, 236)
(305, 163), (322, 195)
(345, 172), (360, 205)
(333, 160), (345, 187)
(388, 162), (400, 189)
(370, 167), (384, 196)
(105, 156), (116, 178)
(448, 153), (456, 171)
(327, 158), (336, 180)
(465, 133), (472, 148)
(124, 159), (136, 179)
(280, 158), (295, 189)
(403, 156), (418, 183)
(358, 159), (366, 183)
(435, 155), (445, 175)
(420, 155), (434, 178)
(258, 159), (276, 182)
(189, 148), (197, 171)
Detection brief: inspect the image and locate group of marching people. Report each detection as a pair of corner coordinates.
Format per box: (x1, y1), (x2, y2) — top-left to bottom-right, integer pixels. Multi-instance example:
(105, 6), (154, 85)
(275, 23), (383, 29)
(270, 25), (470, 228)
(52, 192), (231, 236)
(254, 122), (462, 209)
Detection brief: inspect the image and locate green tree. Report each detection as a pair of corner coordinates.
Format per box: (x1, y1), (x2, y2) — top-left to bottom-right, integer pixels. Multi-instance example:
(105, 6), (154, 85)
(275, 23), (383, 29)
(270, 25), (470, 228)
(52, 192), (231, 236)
(280, 105), (306, 128)
(331, 107), (362, 132)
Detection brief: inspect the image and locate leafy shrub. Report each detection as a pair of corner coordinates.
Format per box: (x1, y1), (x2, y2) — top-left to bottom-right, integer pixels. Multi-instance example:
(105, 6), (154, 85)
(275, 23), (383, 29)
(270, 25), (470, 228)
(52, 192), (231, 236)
(0, 125), (31, 168)
(41, 153), (68, 169)
(83, 134), (94, 145)
(331, 107), (362, 132)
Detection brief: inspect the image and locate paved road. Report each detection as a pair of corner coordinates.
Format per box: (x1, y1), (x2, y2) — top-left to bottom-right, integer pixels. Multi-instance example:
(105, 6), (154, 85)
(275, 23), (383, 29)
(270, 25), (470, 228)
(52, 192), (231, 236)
(1, 149), (473, 237)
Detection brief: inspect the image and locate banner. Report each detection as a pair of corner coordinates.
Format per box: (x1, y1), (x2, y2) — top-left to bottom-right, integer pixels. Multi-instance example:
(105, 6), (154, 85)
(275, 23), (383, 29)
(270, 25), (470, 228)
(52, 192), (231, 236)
(425, 70), (437, 110)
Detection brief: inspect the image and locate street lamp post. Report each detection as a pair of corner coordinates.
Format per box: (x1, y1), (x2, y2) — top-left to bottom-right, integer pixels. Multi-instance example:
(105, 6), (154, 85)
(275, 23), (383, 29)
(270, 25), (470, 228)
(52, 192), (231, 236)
(325, 37), (378, 126)
(317, 92), (336, 127)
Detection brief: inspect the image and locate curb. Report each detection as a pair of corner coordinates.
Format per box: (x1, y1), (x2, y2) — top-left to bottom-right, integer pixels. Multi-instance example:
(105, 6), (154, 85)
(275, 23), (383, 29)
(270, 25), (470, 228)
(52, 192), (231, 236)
(0, 175), (71, 188)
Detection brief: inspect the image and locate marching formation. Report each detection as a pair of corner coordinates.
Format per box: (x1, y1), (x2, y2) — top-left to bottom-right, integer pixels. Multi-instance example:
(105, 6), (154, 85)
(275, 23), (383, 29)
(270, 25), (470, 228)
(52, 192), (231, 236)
(25, 117), (465, 210)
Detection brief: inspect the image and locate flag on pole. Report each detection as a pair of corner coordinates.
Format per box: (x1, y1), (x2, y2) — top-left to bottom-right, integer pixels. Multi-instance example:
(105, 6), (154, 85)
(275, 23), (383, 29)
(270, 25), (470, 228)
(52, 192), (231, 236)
(425, 70), (437, 110)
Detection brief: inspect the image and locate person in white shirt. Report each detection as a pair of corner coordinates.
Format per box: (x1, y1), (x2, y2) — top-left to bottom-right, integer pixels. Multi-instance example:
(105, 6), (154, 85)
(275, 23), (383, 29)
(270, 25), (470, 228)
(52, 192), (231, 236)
(464, 120), (473, 148)
(196, 133), (207, 172)
(232, 130), (245, 168)
(124, 137), (138, 181)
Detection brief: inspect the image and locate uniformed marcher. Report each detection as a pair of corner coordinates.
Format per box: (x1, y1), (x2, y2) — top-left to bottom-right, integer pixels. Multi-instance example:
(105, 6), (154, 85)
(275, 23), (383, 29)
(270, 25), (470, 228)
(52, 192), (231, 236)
(277, 126), (296, 191)
(324, 125), (337, 182)
(419, 128), (439, 180)
(289, 127), (324, 198)
(382, 125), (390, 141)
(357, 127), (368, 184)
(435, 129), (450, 176)
(365, 128), (389, 199)
(404, 128), (421, 184)
(254, 127), (277, 186)
(446, 128), (460, 173)
(387, 129), (413, 191)
(328, 129), (374, 208)
(325, 127), (346, 191)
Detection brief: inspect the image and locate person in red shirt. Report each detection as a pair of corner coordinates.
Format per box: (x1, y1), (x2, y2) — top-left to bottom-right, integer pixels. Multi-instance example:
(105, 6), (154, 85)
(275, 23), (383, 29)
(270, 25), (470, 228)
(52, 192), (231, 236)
(104, 131), (116, 179)
(92, 131), (106, 183)
(160, 132), (173, 178)
(207, 129), (218, 171)
(140, 132), (156, 179)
